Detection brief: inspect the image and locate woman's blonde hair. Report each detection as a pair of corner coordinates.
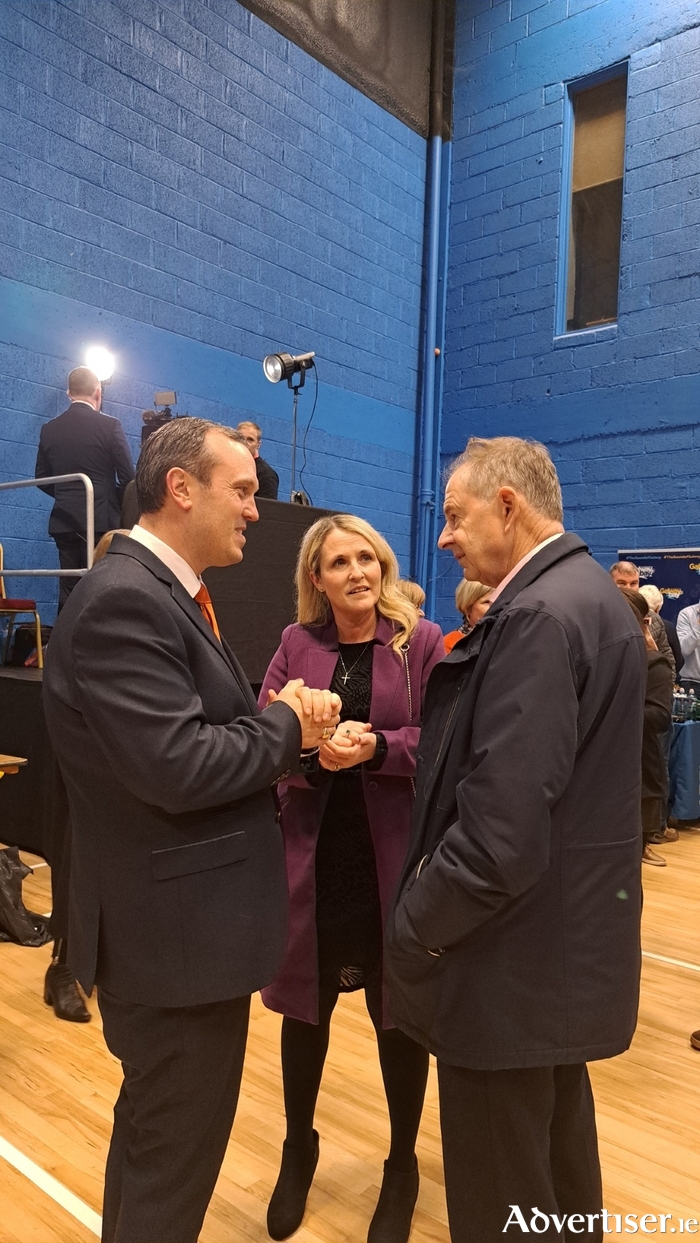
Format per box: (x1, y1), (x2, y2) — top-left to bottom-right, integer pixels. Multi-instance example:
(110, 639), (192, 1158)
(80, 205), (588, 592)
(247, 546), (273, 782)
(455, 578), (491, 618)
(93, 529), (130, 563)
(296, 514), (419, 653)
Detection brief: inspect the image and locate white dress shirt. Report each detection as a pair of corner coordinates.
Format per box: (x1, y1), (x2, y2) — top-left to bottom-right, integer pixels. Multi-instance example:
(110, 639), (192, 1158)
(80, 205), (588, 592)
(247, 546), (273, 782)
(128, 525), (201, 598)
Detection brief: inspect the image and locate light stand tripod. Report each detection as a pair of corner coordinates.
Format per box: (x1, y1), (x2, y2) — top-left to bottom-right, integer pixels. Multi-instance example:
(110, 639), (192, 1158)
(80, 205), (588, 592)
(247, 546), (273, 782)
(289, 369), (305, 502)
(261, 351), (315, 502)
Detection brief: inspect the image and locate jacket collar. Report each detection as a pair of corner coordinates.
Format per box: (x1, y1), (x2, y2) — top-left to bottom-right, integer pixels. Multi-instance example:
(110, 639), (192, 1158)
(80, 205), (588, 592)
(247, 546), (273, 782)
(106, 534), (239, 678)
(488, 531), (588, 614)
(443, 533), (589, 666)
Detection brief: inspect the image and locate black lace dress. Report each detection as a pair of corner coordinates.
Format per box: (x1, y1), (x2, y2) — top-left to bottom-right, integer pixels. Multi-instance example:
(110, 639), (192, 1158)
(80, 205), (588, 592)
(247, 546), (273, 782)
(315, 642), (384, 992)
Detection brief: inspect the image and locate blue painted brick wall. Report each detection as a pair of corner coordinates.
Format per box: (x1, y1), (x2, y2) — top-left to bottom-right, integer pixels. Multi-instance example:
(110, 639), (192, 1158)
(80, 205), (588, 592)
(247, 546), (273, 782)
(437, 0), (700, 632)
(0, 0), (426, 621)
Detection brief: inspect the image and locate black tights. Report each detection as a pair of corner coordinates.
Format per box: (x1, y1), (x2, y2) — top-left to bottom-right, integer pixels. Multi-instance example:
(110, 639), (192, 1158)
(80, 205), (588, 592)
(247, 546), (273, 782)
(280, 977), (429, 1171)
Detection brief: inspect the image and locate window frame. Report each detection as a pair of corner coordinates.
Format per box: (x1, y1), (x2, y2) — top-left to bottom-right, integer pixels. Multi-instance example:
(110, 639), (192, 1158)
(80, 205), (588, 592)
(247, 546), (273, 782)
(555, 61), (629, 339)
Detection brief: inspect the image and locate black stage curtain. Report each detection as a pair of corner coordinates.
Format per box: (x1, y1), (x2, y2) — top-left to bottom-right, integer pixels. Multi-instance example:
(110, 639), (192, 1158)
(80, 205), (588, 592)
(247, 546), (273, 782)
(0, 670), (56, 859)
(240, 0), (454, 138)
(204, 497), (334, 686)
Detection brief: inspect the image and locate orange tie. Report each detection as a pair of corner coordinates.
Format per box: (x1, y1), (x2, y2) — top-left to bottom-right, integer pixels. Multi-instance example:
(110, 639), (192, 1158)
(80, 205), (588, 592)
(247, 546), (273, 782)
(195, 583), (221, 641)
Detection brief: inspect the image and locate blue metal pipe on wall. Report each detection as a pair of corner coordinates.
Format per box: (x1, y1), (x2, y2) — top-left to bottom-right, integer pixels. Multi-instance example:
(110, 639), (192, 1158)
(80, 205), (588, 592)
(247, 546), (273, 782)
(413, 0), (452, 616)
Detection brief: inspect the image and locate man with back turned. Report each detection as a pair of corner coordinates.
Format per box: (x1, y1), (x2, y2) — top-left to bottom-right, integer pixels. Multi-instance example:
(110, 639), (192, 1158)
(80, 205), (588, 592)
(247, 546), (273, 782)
(388, 437), (646, 1243)
(35, 366), (134, 609)
(43, 418), (340, 1243)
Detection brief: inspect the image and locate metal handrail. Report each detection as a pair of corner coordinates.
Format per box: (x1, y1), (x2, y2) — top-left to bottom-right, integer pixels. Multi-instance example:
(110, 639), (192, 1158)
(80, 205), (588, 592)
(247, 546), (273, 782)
(0, 474), (95, 577)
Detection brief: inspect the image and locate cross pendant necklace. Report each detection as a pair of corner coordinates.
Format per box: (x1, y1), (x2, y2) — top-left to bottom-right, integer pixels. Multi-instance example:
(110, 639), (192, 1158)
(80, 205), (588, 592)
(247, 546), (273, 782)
(337, 642), (372, 684)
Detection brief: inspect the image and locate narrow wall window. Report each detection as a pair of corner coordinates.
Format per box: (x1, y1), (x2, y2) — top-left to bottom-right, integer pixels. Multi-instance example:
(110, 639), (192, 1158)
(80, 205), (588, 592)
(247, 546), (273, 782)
(564, 71), (627, 332)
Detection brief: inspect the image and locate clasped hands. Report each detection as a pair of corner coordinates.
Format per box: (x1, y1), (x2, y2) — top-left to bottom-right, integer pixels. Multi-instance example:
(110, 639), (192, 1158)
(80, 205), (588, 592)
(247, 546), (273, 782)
(266, 679), (342, 750)
(319, 720), (377, 770)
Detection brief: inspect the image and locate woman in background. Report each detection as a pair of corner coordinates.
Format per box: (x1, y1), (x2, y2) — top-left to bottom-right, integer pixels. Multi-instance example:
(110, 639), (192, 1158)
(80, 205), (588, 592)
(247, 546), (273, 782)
(396, 578), (425, 617)
(443, 578), (492, 653)
(260, 514), (443, 1243)
(620, 587), (674, 867)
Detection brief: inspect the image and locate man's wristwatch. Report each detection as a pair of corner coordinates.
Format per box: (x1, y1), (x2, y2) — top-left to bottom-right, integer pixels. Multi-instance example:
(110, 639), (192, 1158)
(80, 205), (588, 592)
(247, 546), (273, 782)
(298, 747), (320, 774)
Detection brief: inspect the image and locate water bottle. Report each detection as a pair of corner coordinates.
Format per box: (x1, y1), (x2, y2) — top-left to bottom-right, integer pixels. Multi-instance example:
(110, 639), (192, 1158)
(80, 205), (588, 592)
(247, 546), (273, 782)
(677, 690), (688, 721)
(689, 689), (696, 722)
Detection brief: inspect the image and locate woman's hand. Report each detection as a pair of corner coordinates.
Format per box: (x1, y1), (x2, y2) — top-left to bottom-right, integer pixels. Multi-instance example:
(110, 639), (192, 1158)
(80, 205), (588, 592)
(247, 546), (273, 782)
(319, 721), (377, 769)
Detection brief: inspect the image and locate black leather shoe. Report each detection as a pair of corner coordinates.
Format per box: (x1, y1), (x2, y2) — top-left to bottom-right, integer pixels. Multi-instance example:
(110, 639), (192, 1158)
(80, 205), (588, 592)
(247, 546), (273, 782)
(267, 1130), (319, 1240)
(44, 963), (91, 1022)
(367, 1158), (419, 1243)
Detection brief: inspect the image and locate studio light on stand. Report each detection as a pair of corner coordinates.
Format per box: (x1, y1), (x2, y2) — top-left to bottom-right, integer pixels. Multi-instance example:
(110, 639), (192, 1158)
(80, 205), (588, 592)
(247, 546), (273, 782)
(262, 351), (315, 503)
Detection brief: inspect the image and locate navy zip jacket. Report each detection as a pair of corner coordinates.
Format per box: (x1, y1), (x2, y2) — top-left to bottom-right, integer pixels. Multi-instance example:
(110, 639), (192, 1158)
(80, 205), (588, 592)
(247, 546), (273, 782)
(387, 534), (646, 1070)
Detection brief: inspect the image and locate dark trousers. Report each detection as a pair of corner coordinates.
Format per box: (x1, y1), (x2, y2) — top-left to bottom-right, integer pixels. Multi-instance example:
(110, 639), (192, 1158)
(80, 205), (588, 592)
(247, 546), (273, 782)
(98, 989), (250, 1243)
(437, 1061), (603, 1243)
(53, 531), (102, 610)
(642, 795), (664, 846)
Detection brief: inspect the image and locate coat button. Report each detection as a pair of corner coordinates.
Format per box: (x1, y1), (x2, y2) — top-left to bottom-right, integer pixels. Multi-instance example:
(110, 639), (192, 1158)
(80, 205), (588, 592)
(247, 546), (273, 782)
(368, 780), (378, 791)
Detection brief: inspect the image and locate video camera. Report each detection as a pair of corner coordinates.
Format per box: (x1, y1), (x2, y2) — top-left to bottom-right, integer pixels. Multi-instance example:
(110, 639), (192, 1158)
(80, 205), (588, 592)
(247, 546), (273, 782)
(140, 392), (184, 445)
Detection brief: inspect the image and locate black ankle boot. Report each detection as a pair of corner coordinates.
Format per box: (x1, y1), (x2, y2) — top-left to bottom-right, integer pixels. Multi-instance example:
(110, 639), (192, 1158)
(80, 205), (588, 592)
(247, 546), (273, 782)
(44, 962), (91, 1022)
(267, 1130), (320, 1240)
(367, 1158), (419, 1243)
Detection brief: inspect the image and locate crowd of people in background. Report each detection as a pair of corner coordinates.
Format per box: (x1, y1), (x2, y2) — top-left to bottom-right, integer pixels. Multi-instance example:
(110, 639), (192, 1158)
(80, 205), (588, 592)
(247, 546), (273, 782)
(2, 375), (694, 1243)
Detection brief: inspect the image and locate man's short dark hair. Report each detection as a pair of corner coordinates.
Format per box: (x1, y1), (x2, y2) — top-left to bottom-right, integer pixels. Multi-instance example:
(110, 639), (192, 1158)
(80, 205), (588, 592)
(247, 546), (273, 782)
(68, 367), (100, 398)
(136, 418), (247, 514)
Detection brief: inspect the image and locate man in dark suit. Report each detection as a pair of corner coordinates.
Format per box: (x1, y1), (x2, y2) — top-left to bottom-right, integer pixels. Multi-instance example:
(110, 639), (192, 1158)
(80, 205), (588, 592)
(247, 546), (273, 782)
(35, 366), (134, 610)
(388, 437), (645, 1243)
(237, 419), (279, 499)
(43, 418), (340, 1243)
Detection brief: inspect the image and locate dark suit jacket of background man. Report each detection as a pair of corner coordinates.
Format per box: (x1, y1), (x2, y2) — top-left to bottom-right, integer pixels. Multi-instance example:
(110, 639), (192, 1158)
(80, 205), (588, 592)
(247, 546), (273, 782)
(36, 402), (134, 538)
(42, 534), (298, 1007)
(255, 454), (279, 500)
(388, 533), (646, 1070)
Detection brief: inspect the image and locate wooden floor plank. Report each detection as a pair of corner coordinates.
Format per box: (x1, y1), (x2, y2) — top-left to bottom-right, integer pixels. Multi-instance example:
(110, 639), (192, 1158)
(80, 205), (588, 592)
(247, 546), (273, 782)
(0, 836), (697, 1239)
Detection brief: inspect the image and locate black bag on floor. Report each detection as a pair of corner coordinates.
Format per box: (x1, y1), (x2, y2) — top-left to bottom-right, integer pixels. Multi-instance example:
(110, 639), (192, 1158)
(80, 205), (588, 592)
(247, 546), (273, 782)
(0, 846), (51, 946)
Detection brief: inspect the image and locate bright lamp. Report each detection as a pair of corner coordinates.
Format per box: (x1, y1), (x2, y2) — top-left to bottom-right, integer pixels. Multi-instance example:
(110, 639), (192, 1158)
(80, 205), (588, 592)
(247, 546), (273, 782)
(85, 346), (115, 382)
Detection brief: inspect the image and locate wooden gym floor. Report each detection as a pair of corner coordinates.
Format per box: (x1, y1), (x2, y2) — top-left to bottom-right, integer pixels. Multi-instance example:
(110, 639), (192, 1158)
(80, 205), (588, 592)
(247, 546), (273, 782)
(0, 834), (697, 1242)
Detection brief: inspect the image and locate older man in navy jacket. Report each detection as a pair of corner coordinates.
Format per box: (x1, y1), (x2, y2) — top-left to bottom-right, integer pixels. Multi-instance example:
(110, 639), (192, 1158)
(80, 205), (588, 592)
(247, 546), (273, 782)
(388, 437), (645, 1243)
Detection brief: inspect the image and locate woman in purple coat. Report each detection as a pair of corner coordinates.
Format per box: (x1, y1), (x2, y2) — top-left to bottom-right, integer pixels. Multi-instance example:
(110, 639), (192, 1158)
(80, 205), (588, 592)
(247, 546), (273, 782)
(259, 514), (444, 1243)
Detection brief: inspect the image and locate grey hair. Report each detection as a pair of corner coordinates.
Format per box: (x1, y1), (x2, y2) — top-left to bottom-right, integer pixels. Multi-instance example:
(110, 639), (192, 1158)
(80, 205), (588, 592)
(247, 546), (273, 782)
(609, 561), (639, 577)
(136, 418), (248, 514)
(639, 584), (664, 613)
(448, 437), (564, 523)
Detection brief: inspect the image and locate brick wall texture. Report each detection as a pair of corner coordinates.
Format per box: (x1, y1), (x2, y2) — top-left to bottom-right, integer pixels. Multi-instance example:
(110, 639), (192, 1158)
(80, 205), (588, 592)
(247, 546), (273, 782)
(437, 0), (700, 631)
(0, 0), (426, 618)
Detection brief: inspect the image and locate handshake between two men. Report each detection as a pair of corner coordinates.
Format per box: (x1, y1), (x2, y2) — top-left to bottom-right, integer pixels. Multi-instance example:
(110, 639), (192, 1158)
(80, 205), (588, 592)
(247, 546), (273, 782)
(266, 679), (375, 768)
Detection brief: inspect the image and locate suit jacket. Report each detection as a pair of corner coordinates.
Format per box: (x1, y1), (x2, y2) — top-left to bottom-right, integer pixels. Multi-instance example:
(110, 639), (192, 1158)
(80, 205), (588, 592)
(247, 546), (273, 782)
(661, 617), (682, 678)
(42, 534), (301, 1007)
(642, 649), (673, 800)
(120, 479), (139, 528)
(648, 610), (675, 674)
(255, 456), (279, 500)
(258, 616), (444, 1024)
(387, 534), (646, 1070)
(36, 403), (134, 536)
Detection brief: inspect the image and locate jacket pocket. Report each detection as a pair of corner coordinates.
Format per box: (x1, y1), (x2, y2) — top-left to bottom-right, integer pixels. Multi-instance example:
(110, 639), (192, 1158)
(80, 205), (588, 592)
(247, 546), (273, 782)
(151, 831), (248, 880)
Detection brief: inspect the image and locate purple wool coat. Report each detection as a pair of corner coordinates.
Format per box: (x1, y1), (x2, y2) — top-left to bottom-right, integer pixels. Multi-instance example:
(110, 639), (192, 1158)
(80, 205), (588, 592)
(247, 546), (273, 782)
(258, 614), (444, 1025)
